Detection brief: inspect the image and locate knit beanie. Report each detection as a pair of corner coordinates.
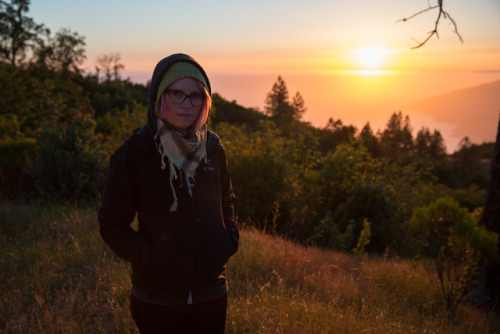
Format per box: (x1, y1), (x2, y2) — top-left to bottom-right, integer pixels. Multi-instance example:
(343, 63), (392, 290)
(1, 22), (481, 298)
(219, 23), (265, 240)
(155, 62), (209, 118)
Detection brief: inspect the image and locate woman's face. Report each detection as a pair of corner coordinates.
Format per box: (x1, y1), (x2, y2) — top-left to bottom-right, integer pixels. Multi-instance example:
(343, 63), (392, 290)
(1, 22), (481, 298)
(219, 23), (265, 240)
(162, 77), (202, 130)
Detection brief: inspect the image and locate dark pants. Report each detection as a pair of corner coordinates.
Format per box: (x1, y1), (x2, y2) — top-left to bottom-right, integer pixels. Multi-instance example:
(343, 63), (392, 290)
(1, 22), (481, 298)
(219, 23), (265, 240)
(130, 293), (228, 334)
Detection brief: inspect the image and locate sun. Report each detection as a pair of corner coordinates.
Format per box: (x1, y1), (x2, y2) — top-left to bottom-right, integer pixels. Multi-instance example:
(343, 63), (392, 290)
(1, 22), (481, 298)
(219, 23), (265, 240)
(354, 46), (389, 70)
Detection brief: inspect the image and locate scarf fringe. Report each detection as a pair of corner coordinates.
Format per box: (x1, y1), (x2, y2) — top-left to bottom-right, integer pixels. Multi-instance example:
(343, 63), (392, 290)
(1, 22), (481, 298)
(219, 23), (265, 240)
(169, 161), (178, 212)
(155, 119), (207, 213)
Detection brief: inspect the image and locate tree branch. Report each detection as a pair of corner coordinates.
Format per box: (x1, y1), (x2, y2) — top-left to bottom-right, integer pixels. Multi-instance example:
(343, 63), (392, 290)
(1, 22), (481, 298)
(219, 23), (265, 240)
(397, 0), (464, 49)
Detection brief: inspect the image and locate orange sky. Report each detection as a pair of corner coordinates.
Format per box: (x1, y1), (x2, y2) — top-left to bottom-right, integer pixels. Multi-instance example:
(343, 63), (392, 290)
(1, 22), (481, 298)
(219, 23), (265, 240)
(31, 0), (500, 151)
(31, 0), (500, 75)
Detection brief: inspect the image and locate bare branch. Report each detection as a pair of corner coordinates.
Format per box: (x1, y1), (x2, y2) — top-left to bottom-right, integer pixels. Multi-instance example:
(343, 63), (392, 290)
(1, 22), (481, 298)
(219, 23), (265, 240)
(443, 11), (464, 45)
(398, 0), (464, 49)
(396, 5), (439, 23)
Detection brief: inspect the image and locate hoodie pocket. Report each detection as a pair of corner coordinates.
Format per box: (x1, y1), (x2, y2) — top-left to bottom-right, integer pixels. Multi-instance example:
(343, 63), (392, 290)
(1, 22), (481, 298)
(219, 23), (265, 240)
(136, 200), (198, 284)
(197, 218), (233, 277)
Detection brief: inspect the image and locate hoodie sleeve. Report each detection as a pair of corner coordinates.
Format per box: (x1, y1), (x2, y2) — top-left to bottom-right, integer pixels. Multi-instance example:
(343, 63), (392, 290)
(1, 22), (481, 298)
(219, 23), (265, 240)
(219, 146), (239, 255)
(98, 144), (152, 265)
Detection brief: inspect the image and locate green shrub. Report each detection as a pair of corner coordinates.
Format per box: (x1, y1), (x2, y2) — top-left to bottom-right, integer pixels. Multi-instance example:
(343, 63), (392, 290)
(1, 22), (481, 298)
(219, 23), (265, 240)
(218, 121), (302, 232)
(0, 138), (38, 198)
(309, 210), (354, 250)
(0, 114), (22, 139)
(333, 181), (399, 253)
(95, 104), (146, 156)
(353, 219), (371, 259)
(32, 112), (107, 202)
(410, 197), (498, 313)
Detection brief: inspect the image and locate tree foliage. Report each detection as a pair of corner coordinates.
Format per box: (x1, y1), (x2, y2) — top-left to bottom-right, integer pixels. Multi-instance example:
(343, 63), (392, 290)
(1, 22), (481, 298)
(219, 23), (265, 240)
(32, 112), (107, 202)
(35, 28), (86, 73)
(415, 126), (446, 159)
(0, 137), (37, 198)
(318, 118), (357, 152)
(379, 111), (414, 164)
(0, 62), (93, 137)
(0, 0), (48, 66)
(359, 122), (381, 157)
(410, 198), (498, 312)
(0, 2), (495, 272)
(210, 93), (267, 131)
(96, 53), (124, 82)
(217, 121), (303, 232)
(1, 1), (498, 314)
(265, 76), (306, 124)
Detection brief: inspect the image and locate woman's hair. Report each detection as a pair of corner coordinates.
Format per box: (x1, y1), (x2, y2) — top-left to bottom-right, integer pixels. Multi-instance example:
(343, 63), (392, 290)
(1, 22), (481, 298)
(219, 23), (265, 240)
(159, 79), (212, 132)
(194, 81), (212, 130)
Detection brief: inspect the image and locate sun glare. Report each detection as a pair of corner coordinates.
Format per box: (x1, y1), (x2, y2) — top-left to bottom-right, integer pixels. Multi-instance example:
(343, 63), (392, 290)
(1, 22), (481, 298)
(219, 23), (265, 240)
(354, 46), (389, 70)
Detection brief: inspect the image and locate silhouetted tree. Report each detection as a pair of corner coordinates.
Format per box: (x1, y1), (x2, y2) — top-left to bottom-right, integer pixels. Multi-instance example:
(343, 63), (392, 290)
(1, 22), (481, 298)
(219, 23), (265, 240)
(452, 136), (488, 188)
(359, 122), (381, 157)
(318, 117), (356, 152)
(96, 53), (124, 81)
(265, 76), (305, 124)
(0, 0), (48, 66)
(210, 93), (267, 130)
(35, 28), (86, 73)
(379, 111), (413, 164)
(415, 127), (446, 159)
(292, 91), (307, 119)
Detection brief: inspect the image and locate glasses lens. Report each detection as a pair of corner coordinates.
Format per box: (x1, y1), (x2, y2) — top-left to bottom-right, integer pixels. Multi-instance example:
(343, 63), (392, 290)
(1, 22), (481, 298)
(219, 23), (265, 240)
(168, 90), (185, 103)
(190, 93), (203, 106)
(167, 90), (204, 105)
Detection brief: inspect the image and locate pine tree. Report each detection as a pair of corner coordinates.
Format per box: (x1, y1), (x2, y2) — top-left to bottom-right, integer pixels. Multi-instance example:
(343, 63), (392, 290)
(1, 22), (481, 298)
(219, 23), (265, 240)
(292, 92), (306, 119)
(415, 127), (446, 159)
(360, 122), (380, 157)
(264, 76), (305, 124)
(379, 111), (413, 164)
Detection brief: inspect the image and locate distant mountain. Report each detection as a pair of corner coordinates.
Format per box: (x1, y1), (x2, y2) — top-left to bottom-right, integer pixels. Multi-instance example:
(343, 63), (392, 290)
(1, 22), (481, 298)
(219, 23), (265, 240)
(404, 80), (500, 145)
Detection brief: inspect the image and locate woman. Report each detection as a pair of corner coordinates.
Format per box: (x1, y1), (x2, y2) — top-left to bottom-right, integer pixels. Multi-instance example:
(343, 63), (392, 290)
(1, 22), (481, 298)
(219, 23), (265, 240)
(98, 53), (239, 333)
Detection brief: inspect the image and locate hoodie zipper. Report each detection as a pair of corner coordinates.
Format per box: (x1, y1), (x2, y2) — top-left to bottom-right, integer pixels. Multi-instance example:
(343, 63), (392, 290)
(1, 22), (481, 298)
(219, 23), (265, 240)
(191, 188), (202, 305)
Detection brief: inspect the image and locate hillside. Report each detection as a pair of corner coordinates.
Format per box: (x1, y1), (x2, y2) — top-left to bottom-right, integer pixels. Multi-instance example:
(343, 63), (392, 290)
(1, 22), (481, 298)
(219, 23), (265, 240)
(1, 203), (498, 333)
(404, 80), (500, 145)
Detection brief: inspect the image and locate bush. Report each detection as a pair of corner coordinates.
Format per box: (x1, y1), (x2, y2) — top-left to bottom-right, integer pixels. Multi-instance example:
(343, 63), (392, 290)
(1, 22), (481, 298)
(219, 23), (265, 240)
(410, 197), (498, 313)
(309, 210), (354, 251)
(294, 142), (382, 244)
(0, 114), (22, 139)
(32, 112), (107, 202)
(0, 138), (38, 198)
(217, 121), (302, 232)
(333, 181), (399, 253)
(95, 104), (146, 156)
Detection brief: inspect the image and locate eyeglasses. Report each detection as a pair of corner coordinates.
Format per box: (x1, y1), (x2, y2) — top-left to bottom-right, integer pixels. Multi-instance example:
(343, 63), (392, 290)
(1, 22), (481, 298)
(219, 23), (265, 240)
(166, 89), (204, 106)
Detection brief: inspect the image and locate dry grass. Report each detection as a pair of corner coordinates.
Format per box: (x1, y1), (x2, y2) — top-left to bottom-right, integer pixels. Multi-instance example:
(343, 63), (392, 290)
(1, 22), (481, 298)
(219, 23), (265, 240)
(1, 202), (498, 333)
(0, 202), (136, 333)
(226, 229), (498, 333)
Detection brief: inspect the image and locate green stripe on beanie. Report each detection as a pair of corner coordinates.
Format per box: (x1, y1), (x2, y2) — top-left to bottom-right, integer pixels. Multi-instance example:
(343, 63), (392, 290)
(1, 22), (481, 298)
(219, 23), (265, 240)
(156, 61), (209, 101)
(155, 61), (209, 118)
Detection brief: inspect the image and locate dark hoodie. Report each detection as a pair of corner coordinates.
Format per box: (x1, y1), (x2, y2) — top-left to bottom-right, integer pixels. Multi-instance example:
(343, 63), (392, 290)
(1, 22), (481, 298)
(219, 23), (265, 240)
(98, 54), (238, 304)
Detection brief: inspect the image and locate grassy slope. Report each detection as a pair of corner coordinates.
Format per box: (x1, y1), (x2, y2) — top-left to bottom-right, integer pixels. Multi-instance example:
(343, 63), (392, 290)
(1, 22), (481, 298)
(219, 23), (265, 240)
(1, 202), (498, 333)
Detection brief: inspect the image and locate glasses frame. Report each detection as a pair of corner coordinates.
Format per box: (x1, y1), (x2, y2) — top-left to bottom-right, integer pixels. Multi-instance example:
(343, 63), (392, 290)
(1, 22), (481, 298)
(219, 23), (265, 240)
(165, 89), (205, 106)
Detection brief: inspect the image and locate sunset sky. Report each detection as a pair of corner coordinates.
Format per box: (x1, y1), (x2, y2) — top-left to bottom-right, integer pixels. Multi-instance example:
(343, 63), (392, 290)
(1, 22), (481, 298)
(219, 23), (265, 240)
(31, 0), (500, 151)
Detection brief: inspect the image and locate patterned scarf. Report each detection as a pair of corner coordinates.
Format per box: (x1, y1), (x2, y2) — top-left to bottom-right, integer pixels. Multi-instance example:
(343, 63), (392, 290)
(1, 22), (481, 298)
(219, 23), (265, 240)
(155, 119), (207, 212)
